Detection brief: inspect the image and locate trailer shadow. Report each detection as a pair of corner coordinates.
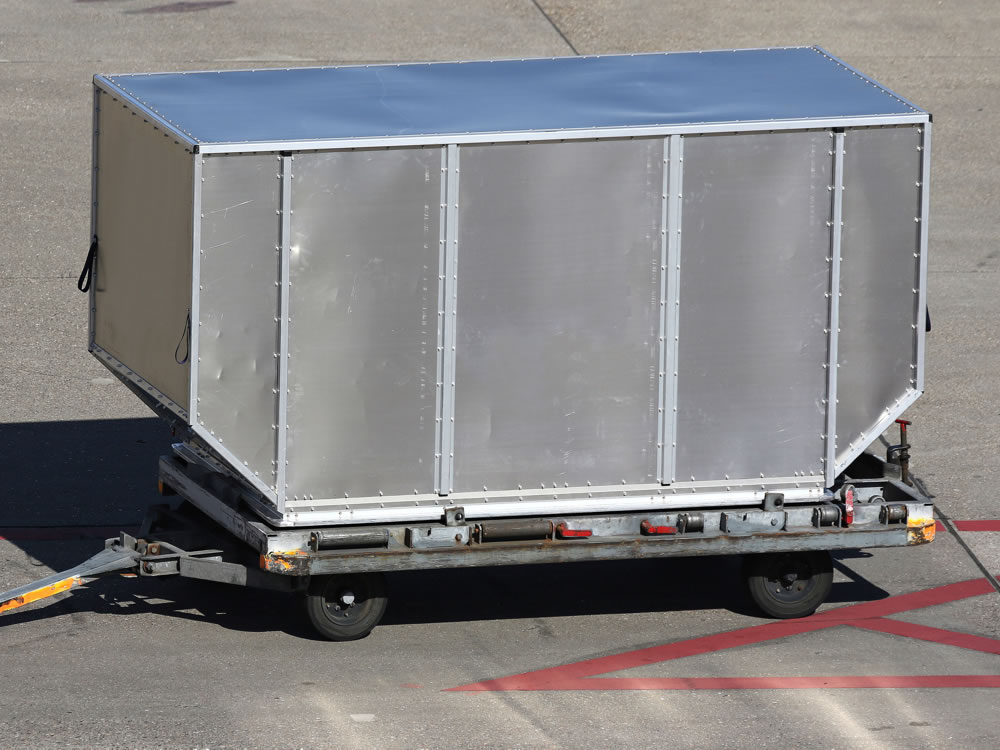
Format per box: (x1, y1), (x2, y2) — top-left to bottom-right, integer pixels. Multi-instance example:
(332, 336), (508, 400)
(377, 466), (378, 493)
(0, 552), (891, 640)
(0, 418), (891, 639)
(0, 417), (169, 530)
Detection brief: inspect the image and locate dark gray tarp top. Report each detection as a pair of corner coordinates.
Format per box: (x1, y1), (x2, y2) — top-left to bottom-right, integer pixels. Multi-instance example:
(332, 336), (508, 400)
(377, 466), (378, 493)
(97, 46), (926, 146)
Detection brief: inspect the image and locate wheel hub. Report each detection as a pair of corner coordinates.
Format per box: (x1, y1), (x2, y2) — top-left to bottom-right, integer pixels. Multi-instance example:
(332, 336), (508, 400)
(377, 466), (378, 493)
(329, 588), (361, 616)
(769, 562), (813, 600)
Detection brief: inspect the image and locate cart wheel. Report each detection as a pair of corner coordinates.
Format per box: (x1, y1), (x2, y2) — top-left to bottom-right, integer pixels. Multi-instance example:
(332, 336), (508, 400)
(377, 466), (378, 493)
(305, 572), (388, 641)
(743, 551), (833, 619)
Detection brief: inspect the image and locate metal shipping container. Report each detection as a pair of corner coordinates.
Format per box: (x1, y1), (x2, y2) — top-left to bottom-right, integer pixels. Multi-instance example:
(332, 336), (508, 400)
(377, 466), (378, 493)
(87, 47), (930, 529)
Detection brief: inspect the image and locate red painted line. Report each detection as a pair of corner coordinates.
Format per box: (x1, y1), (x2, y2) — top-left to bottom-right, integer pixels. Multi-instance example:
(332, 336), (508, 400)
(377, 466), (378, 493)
(808, 577), (995, 621)
(935, 520), (1000, 533)
(450, 620), (843, 691)
(0, 526), (136, 542)
(505, 675), (1000, 691)
(852, 618), (1000, 655)
(448, 575), (1000, 692)
(955, 520), (1000, 532)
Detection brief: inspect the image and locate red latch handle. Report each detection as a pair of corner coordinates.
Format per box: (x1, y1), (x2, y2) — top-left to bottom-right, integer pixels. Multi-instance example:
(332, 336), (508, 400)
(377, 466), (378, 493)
(555, 523), (592, 539)
(640, 520), (677, 535)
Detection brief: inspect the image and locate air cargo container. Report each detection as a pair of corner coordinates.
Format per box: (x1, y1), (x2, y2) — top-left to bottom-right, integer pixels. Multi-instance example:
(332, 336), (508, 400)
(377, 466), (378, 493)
(1, 47), (935, 639)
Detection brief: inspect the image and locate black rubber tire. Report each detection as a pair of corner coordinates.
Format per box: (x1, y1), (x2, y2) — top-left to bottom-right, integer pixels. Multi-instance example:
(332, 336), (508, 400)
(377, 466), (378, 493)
(743, 551), (833, 619)
(305, 572), (388, 641)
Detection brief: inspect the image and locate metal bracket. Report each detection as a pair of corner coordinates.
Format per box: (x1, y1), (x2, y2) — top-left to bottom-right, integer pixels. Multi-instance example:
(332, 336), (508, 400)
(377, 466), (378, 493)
(139, 543), (224, 577)
(763, 492), (785, 512)
(406, 526), (471, 549)
(443, 506), (466, 526)
(721, 510), (786, 534)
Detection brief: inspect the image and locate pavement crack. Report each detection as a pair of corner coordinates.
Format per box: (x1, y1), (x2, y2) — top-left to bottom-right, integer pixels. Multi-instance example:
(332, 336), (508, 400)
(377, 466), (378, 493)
(916, 474), (1000, 595)
(0, 275), (74, 281)
(530, 0), (579, 55)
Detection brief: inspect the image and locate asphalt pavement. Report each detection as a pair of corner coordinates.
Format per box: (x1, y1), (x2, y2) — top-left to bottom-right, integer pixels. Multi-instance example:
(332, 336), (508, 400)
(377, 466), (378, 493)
(1, 1), (998, 748)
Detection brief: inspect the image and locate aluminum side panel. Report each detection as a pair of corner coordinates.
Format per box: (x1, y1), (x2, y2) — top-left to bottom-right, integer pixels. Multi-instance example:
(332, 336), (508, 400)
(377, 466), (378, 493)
(835, 126), (923, 467)
(453, 139), (663, 492)
(93, 91), (193, 410)
(676, 131), (832, 481)
(285, 148), (441, 500)
(196, 155), (281, 487)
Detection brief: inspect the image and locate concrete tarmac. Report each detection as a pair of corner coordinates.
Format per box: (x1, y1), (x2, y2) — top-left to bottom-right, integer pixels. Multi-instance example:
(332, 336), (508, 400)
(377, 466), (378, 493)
(1, 1), (998, 748)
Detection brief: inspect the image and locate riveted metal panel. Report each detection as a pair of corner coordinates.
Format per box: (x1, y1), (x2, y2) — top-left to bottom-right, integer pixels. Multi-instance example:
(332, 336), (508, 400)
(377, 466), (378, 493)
(196, 154), (281, 486)
(285, 148), (441, 501)
(835, 126), (923, 469)
(453, 139), (663, 492)
(93, 91), (193, 412)
(676, 131), (833, 481)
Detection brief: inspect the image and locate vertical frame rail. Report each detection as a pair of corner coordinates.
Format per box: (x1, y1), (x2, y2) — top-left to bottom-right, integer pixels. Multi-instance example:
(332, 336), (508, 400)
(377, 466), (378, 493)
(189, 154), (203, 420)
(88, 86), (101, 351)
(275, 154), (293, 511)
(824, 131), (845, 487)
(659, 134), (683, 484)
(915, 122), (931, 393)
(435, 145), (460, 495)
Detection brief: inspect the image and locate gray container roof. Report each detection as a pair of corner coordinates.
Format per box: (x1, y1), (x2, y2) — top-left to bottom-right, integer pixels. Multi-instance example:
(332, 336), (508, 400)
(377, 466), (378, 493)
(96, 47), (926, 148)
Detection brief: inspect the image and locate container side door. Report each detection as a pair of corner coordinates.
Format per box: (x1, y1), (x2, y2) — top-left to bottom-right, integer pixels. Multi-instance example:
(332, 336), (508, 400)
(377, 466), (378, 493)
(835, 126), (924, 471)
(196, 154), (282, 489)
(284, 148), (442, 501)
(93, 91), (194, 413)
(453, 139), (663, 492)
(675, 131), (833, 482)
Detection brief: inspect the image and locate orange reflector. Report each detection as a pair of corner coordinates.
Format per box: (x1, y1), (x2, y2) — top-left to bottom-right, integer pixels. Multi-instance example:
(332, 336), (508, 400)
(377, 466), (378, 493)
(907, 508), (936, 544)
(0, 576), (82, 614)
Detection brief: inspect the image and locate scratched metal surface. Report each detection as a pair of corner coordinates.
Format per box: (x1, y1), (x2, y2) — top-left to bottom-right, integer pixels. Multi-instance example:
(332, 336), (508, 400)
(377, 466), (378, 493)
(285, 147), (442, 501)
(197, 154), (282, 487)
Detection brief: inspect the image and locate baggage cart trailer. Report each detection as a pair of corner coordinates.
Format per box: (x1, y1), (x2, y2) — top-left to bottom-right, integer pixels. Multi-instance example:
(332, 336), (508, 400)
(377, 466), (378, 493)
(2, 47), (935, 639)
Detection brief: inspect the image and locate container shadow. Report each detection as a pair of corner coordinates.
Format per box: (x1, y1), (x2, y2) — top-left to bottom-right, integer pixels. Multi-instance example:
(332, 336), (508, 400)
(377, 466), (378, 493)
(0, 417), (170, 570)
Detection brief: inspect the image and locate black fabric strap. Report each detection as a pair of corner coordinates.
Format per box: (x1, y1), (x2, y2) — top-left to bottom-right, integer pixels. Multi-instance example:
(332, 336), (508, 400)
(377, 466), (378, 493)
(77, 237), (98, 293)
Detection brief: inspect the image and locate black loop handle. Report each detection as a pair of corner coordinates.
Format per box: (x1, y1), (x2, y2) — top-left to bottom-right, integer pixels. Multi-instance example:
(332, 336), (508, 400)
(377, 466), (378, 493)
(77, 237), (98, 293)
(174, 310), (192, 365)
